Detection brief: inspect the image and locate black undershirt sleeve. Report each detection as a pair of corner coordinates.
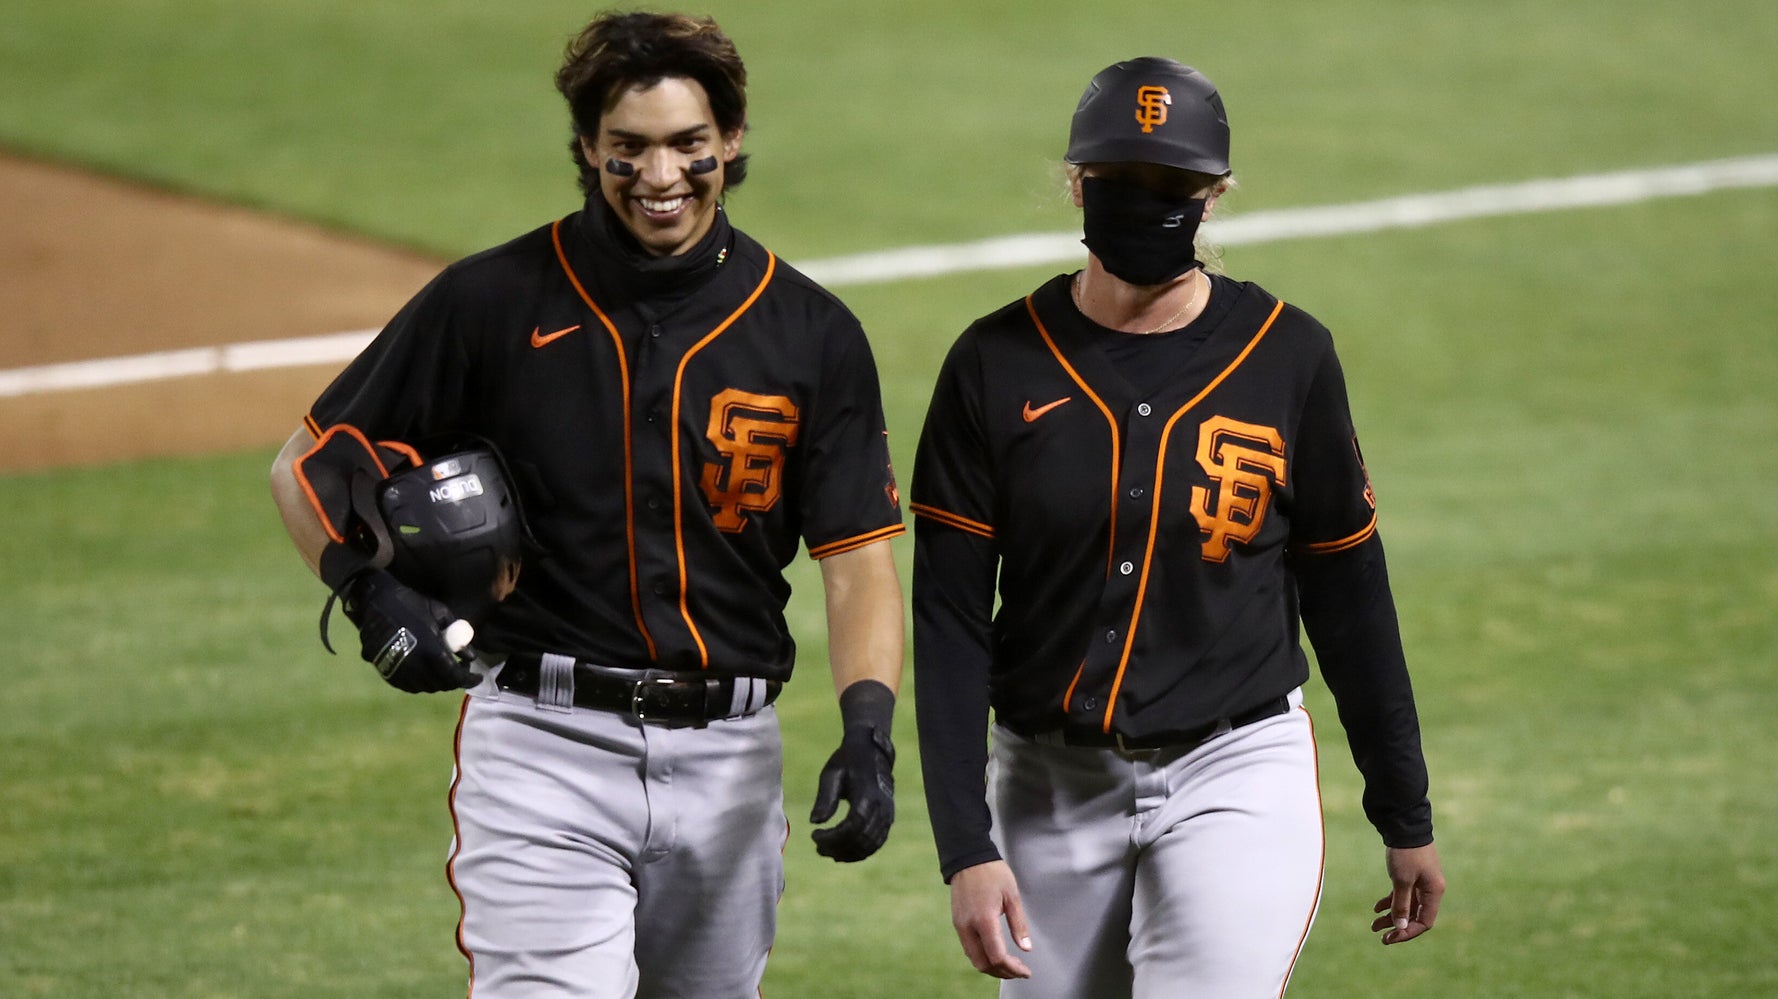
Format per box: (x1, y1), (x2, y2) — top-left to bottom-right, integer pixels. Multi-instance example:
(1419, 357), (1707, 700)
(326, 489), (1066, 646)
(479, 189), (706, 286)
(913, 519), (1002, 882)
(1292, 532), (1434, 848)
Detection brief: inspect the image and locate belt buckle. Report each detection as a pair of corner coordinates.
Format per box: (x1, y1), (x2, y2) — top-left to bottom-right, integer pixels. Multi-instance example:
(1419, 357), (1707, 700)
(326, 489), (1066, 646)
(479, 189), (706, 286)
(630, 674), (677, 720)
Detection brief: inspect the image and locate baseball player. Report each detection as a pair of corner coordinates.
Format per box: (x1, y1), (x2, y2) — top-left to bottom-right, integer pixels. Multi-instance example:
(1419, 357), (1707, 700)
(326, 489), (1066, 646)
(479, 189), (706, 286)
(267, 12), (904, 998)
(911, 57), (1445, 997)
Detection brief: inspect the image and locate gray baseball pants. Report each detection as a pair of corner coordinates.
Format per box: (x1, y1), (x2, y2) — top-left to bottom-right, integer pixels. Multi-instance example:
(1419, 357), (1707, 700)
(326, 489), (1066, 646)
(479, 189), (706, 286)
(448, 688), (786, 998)
(988, 692), (1325, 998)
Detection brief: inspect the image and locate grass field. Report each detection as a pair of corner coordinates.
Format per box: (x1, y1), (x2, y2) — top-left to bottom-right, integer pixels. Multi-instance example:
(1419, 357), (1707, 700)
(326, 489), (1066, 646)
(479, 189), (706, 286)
(5, 1), (1778, 996)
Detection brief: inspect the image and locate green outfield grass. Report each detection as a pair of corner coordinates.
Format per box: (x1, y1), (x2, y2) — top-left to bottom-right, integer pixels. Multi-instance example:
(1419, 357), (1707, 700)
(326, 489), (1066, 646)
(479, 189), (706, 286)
(4, 1), (1778, 996)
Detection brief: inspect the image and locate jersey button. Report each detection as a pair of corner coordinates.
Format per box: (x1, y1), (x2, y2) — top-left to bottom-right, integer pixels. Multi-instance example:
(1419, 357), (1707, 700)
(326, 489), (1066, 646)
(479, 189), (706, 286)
(1137, 402), (1152, 417)
(1105, 629), (1118, 643)
(1083, 697), (1098, 711)
(1119, 561), (1134, 575)
(649, 324), (663, 339)
(1129, 487), (1145, 500)
(646, 496), (662, 511)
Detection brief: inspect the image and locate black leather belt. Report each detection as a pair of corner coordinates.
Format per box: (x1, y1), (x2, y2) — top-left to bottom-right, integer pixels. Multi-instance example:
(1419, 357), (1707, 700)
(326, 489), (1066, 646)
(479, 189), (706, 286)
(1036, 695), (1291, 753)
(496, 654), (781, 723)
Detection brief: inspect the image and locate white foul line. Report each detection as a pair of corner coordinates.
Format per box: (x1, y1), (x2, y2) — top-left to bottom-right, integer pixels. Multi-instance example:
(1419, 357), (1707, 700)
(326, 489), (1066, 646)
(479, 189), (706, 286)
(5, 153), (1776, 400)
(797, 153), (1778, 285)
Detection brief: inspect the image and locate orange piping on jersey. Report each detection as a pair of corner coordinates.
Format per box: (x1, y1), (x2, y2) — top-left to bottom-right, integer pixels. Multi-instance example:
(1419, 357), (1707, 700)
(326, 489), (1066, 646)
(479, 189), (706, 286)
(292, 422), (392, 543)
(302, 413), (324, 439)
(910, 502), (995, 540)
(1026, 296), (1122, 578)
(670, 252), (779, 668)
(553, 218), (659, 661)
(808, 524), (905, 560)
(1277, 705), (1327, 997)
(1297, 511), (1378, 555)
(445, 696), (477, 990)
(1061, 660), (1087, 713)
(1102, 300), (1286, 733)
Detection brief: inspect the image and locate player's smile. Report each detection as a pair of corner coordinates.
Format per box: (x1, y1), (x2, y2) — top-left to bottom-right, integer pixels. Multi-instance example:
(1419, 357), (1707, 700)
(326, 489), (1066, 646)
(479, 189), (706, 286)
(636, 195), (690, 219)
(585, 76), (741, 257)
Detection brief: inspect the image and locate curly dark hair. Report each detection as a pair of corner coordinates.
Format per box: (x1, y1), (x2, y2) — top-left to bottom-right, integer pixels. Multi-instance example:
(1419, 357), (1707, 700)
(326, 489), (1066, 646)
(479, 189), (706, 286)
(555, 11), (750, 196)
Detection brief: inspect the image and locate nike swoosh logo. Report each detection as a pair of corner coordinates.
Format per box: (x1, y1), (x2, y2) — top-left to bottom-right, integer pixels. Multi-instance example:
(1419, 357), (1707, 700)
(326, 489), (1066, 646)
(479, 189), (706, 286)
(530, 324), (582, 348)
(1022, 396), (1073, 423)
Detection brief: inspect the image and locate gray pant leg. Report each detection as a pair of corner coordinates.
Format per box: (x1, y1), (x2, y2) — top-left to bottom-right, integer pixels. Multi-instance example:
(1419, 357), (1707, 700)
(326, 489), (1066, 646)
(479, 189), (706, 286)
(452, 698), (650, 998)
(632, 709), (785, 999)
(451, 698), (785, 999)
(1129, 707), (1325, 998)
(990, 728), (1136, 999)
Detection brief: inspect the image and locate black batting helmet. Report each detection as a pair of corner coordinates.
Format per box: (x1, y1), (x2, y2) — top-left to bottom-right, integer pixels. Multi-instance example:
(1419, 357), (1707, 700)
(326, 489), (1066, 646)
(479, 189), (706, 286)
(375, 441), (527, 625)
(1065, 57), (1231, 175)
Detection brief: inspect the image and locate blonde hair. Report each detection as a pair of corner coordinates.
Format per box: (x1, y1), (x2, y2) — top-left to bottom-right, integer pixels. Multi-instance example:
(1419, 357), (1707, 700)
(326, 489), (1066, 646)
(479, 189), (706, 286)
(1197, 173), (1235, 274)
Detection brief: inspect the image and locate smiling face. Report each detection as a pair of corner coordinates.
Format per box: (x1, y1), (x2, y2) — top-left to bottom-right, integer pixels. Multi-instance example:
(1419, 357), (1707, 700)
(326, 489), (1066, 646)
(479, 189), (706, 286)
(581, 76), (742, 257)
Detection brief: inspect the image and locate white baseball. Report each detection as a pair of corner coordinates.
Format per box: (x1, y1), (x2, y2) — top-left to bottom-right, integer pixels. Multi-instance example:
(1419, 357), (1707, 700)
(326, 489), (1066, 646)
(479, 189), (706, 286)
(444, 619), (475, 653)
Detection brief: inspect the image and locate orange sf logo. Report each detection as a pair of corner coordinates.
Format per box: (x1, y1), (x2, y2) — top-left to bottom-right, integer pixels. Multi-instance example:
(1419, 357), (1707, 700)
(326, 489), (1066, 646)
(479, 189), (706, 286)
(1189, 415), (1287, 562)
(701, 389), (800, 533)
(1135, 85), (1172, 134)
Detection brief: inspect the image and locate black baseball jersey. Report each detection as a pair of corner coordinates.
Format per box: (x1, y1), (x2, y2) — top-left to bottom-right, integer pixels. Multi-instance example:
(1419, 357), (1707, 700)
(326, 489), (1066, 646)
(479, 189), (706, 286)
(306, 201), (903, 680)
(912, 272), (1431, 876)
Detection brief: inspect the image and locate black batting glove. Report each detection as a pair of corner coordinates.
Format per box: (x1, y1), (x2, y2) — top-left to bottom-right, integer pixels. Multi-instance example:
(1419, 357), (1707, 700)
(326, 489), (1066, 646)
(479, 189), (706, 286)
(321, 544), (476, 693)
(810, 679), (897, 863)
(340, 569), (477, 693)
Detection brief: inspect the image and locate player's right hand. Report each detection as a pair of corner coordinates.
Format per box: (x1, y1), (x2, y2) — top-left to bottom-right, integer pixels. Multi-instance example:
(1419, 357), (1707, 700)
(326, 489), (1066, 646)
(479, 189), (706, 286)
(340, 568), (478, 693)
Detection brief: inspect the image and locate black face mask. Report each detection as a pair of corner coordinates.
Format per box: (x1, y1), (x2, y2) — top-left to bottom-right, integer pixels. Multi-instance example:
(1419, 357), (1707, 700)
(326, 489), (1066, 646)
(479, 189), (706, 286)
(1079, 176), (1206, 286)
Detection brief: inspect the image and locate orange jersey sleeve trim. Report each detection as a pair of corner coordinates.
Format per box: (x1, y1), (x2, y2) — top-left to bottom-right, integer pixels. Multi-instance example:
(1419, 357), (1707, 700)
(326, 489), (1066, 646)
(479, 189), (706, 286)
(291, 422), (392, 544)
(1296, 511), (1379, 556)
(910, 502), (995, 540)
(1102, 300), (1287, 733)
(807, 524), (906, 561)
(553, 218), (658, 661)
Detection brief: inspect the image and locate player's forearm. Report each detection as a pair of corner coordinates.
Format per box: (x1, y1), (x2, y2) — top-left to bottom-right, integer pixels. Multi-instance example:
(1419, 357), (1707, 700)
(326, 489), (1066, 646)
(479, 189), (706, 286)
(913, 521), (1002, 879)
(1295, 532), (1434, 846)
(819, 540), (905, 696)
(920, 692), (1000, 880)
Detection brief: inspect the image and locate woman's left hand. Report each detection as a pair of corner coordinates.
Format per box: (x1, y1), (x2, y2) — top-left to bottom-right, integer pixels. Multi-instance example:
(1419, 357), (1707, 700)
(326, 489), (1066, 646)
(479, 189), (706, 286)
(1372, 842), (1445, 944)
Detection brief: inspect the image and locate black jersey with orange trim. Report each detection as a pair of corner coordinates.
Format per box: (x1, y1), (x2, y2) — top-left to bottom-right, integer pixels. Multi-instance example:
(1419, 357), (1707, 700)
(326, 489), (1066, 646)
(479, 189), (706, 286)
(911, 271), (1432, 874)
(305, 202), (902, 680)
(913, 273), (1380, 734)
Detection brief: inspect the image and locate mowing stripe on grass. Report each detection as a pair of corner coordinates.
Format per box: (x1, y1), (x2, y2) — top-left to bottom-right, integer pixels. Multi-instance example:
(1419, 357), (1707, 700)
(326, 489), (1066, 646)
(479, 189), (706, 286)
(4, 153), (1776, 399)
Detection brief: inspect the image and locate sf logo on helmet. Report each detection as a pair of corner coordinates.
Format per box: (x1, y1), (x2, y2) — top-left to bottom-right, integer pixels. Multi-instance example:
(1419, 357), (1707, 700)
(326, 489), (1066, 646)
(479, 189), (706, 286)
(1135, 85), (1172, 133)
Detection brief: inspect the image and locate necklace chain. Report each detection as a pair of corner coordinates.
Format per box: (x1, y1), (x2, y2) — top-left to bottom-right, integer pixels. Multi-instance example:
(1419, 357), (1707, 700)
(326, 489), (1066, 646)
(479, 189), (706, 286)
(1073, 271), (1201, 334)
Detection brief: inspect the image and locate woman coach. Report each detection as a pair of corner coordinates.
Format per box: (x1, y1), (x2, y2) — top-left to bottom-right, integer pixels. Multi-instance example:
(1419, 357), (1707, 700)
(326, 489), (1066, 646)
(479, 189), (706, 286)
(909, 56), (1446, 997)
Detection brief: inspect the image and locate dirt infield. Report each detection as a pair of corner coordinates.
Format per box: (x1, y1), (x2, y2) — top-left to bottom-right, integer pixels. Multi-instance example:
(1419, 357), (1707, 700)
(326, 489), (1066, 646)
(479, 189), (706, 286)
(0, 153), (445, 474)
